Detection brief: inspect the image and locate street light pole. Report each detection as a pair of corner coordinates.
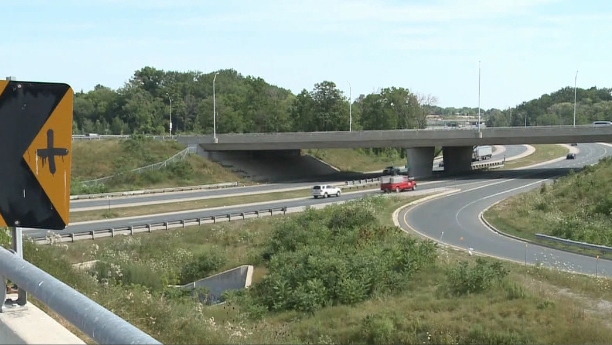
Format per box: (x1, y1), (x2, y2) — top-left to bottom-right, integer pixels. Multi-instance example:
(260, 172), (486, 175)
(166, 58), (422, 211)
(166, 93), (172, 136)
(213, 72), (219, 142)
(478, 60), (481, 132)
(573, 70), (578, 127)
(348, 81), (352, 132)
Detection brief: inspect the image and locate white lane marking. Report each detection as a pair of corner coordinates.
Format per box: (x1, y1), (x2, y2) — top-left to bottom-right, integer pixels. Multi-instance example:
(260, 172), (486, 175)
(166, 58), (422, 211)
(454, 177), (554, 232)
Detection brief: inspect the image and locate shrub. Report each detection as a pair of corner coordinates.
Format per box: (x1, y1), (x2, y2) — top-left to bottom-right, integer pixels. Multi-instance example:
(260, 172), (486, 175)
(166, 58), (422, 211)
(444, 258), (509, 296)
(179, 247), (227, 284)
(245, 198), (438, 313)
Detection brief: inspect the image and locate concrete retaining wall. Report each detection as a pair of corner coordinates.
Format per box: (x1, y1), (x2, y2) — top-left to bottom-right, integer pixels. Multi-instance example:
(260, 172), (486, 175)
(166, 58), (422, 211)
(177, 265), (254, 304)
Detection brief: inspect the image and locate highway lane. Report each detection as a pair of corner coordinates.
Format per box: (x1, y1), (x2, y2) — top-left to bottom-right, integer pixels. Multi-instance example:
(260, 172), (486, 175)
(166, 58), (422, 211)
(72, 145), (529, 211)
(28, 176), (502, 239)
(401, 143), (612, 277)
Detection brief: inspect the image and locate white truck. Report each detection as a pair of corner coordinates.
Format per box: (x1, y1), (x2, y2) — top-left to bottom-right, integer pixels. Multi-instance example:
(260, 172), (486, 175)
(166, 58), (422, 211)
(472, 145), (493, 161)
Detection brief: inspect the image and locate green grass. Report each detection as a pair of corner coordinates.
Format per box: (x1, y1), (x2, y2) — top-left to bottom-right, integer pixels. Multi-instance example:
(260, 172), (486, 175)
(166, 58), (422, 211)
(485, 157), (612, 259)
(21, 195), (612, 344)
(305, 148), (408, 172)
(500, 144), (568, 170)
(70, 137), (246, 194)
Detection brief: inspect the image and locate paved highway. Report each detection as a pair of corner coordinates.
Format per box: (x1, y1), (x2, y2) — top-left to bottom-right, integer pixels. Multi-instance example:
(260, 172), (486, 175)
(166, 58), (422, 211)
(71, 145), (530, 211)
(400, 143), (612, 277)
(28, 176), (511, 239)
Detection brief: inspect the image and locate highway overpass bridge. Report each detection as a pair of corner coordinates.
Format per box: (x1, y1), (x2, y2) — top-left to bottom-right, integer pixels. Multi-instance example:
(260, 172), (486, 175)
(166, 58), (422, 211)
(178, 125), (612, 178)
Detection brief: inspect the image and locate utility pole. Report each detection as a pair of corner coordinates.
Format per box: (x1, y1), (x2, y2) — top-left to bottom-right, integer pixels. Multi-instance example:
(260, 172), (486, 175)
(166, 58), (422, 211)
(348, 81), (352, 131)
(573, 70), (578, 127)
(166, 93), (172, 136)
(213, 72), (219, 143)
(478, 61), (481, 132)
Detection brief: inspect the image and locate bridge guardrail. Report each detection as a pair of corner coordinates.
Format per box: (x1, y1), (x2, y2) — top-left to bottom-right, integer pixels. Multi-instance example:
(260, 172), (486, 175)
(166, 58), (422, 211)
(0, 247), (161, 344)
(535, 233), (612, 253)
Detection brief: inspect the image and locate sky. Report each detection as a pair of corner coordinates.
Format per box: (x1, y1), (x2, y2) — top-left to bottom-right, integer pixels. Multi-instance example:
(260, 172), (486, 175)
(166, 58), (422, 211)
(2, 0), (611, 109)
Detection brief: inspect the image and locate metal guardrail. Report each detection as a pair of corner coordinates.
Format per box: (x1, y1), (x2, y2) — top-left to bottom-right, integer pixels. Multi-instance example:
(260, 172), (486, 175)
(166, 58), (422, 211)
(72, 134), (174, 141)
(471, 160), (505, 170)
(343, 177), (380, 185)
(535, 233), (612, 253)
(35, 207), (291, 244)
(37, 182), (383, 244)
(0, 247), (161, 344)
(70, 182), (240, 200)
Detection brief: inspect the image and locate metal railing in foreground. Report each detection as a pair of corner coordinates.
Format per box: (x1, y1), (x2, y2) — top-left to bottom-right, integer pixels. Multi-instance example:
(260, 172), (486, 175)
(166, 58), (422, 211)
(0, 246), (162, 344)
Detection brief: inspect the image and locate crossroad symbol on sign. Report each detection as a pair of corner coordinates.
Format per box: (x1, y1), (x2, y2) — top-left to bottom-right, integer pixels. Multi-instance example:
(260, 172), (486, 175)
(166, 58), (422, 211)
(36, 129), (69, 175)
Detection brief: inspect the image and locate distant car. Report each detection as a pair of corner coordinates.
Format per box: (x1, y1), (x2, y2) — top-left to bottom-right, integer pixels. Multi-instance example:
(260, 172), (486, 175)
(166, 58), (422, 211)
(312, 185), (341, 199)
(438, 161), (444, 167)
(566, 153), (577, 159)
(382, 166), (395, 175)
(570, 143), (578, 146)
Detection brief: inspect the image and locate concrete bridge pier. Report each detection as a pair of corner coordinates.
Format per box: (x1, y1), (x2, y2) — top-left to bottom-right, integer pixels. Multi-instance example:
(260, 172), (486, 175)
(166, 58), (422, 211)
(442, 146), (474, 174)
(406, 147), (435, 178)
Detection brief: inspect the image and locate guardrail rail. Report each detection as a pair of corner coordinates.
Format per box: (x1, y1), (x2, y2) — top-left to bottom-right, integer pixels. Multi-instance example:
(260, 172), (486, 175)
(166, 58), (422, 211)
(535, 233), (612, 253)
(0, 246), (162, 344)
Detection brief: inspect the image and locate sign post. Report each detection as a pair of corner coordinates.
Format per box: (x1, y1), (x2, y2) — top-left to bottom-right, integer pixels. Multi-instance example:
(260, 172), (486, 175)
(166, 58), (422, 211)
(0, 80), (74, 310)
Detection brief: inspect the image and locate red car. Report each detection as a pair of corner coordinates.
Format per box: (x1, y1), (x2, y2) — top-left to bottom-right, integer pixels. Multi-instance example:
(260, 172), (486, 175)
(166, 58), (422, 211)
(380, 175), (417, 193)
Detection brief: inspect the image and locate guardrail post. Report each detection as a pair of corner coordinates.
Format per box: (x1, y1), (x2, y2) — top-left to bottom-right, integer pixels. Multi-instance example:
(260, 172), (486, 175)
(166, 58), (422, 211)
(91, 231), (95, 240)
(165, 221), (169, 230)
(212, 216), (216, 224)
(255, 210), (260, 218)
(70, 233), (75, 243)
(111, 228), (115, 237)
(198, 218), (202, 225)
(9, 227), (27, 306)
(181, 220), (185, 228)
(283, 207), (287, 215)
(241, 212), (245, 220)
(228, 214), (232, 222)
(129, 226), (134, 236)
(269, 208), (273, 216)
(147, 224), (152, 233)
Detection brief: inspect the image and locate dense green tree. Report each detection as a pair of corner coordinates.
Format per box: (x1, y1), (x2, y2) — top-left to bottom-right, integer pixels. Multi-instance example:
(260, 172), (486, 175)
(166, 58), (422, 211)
(71, 65), (611, 134)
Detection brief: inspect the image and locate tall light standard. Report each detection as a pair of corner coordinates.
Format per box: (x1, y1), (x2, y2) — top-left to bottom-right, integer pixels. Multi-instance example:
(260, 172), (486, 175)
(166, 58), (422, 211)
(166, 93), (172, 136)
(573, 70), (578, 127)
(478, 61), (481, 132)
(213, 72), (219, 143)
(348, 81), (352, 131)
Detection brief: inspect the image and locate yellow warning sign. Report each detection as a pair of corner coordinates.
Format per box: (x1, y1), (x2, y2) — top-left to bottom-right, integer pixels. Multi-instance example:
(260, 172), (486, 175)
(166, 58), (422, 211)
(23, 89), (74, 226)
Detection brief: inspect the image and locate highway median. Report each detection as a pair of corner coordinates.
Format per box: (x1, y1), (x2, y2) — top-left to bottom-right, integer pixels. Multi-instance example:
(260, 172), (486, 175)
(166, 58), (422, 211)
(70, 184), (381, 222)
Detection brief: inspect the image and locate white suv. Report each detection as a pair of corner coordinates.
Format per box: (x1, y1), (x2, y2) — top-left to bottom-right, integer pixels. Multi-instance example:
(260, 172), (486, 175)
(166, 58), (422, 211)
(312, 185), (341, 199)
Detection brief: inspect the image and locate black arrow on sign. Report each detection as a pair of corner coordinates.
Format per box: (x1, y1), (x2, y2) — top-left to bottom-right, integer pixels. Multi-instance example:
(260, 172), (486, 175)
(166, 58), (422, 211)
(0, 82), (70, 229)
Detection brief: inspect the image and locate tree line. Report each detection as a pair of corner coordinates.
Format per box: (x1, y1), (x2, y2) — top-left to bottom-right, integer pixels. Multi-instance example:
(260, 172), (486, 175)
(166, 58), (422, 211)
(73, 66), (612, 135)
(73, 67), (448, 135)
(486, 86), (612, 127)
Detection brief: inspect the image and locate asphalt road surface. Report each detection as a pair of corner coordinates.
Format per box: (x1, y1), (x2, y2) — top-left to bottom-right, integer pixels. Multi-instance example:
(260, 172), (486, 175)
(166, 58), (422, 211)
(72, 145), (529, 211)
(27, 176), (505, 239)
(400, 143), (612, 277)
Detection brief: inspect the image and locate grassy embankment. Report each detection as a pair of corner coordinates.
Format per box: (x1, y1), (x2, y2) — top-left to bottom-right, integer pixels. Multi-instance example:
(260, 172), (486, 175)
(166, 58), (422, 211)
(27, 195), (612, 344)
(500, 144), (568, 170)
(71, 137), (246, 194)
(305, 148), (411, 172)
(485, 156), (612, 259)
